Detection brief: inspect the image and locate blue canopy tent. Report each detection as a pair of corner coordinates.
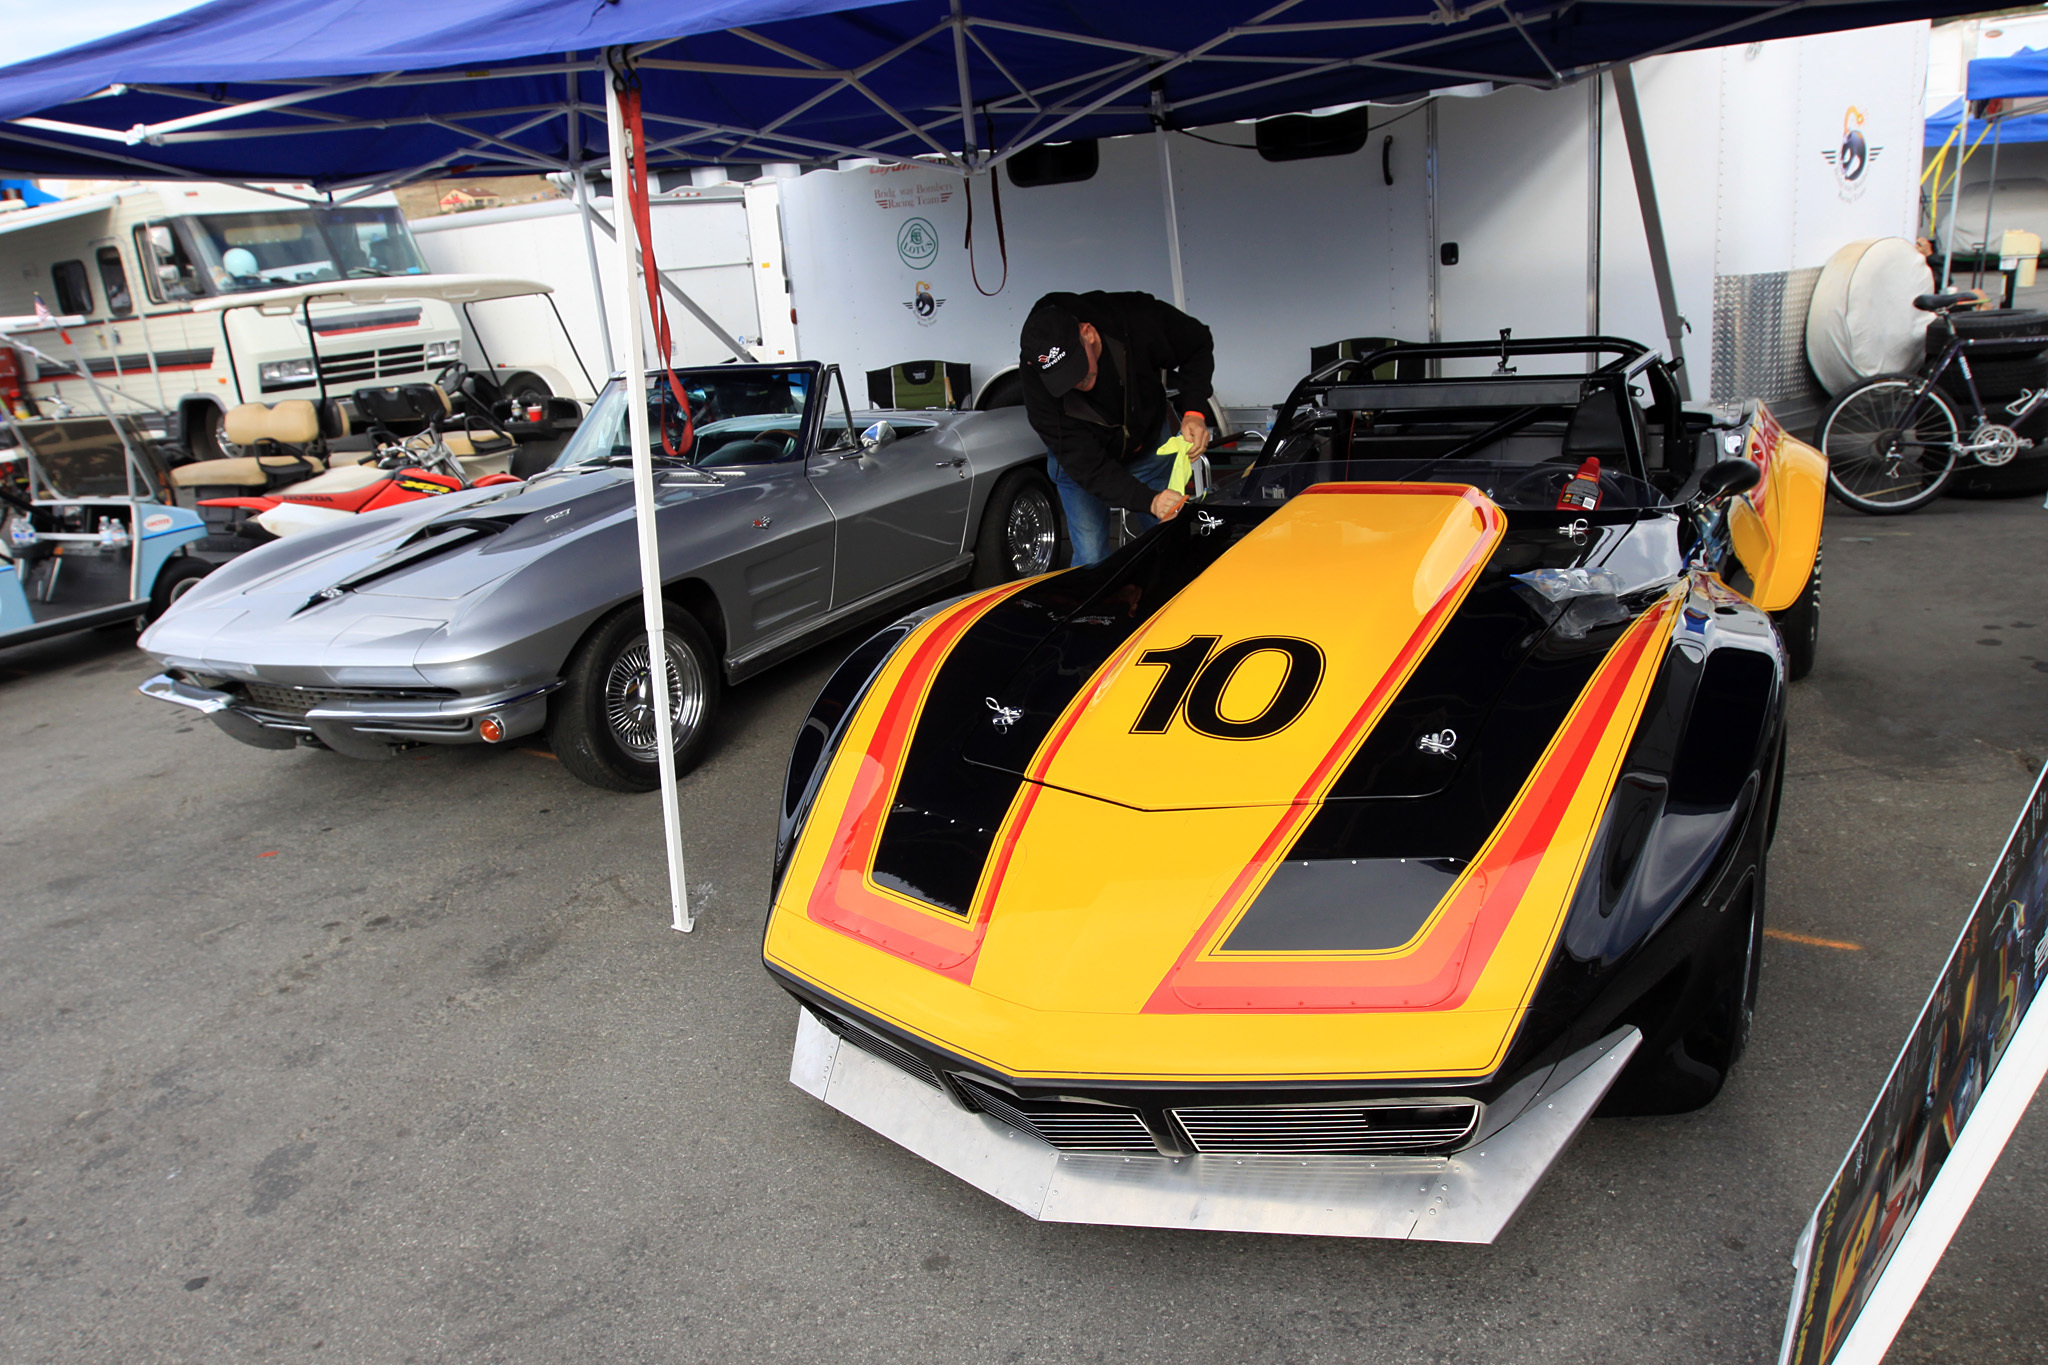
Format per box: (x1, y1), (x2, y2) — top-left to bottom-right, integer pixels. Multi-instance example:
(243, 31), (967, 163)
(1927, 46), (2048, 285)
(0, 0), (2002, 190)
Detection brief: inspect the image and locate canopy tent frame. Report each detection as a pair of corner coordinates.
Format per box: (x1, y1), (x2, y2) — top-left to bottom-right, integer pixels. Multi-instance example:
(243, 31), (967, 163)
(0, 0), (1927, 196)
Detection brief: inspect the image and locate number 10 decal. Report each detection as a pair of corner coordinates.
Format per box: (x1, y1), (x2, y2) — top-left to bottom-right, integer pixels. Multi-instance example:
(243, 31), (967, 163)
(1131, 635), (1325, 739)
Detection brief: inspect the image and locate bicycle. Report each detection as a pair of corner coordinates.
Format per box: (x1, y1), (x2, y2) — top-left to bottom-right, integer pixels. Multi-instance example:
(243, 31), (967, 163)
(1813, 290), (2048, 514)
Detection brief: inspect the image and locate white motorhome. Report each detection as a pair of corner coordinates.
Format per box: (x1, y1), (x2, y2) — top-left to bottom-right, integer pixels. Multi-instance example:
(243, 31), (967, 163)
(0, 183), (476, 454)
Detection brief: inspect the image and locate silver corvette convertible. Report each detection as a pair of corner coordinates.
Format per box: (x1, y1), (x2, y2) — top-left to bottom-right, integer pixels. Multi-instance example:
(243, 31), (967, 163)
(138, 362), (1061, 790)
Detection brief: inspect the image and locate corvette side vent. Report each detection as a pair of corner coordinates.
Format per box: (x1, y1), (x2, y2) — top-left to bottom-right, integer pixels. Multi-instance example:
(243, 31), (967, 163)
(1171, 1101), (1480, 1156)
(814, 1009), (945, 1091)
(955, 1078), (1158, 1154)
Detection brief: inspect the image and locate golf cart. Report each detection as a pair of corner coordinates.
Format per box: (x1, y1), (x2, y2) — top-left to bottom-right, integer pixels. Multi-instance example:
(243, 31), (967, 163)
(1, 412), (209, 648)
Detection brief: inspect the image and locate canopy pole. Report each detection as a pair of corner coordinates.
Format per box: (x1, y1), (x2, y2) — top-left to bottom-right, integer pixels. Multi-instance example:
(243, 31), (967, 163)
(1612, 64), (1689, 399)
(576, 170), (617, 377)
(1156, 130), (1187, 312)
(1977, 118), (2004, 295)
(603, 64), (693, 935)
(1942, 114), (1971, 289)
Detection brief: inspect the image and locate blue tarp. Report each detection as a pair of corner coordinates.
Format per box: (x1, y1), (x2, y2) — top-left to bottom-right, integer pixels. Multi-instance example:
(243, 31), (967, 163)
(1968, 44), (2048, 101)
(0, 0), (2004, 187)
(1926, 96), (2048, 146)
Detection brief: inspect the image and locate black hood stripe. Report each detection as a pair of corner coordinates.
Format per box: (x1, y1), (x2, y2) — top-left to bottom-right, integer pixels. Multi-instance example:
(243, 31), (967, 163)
(870, 508), (1263, 916)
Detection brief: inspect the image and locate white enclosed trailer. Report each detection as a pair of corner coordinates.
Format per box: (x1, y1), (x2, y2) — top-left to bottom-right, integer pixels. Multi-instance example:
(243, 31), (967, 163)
(776, 22), (1929, 429)
(408, 183), (800, 401)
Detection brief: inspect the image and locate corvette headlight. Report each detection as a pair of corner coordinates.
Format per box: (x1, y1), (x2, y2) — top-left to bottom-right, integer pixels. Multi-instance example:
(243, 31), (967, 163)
(424, 340), (462, 365)
(770, 597), (966, 905)
(258, 358), (315, 385)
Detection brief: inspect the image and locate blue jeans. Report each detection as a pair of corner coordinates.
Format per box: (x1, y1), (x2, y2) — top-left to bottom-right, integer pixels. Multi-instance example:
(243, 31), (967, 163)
(1050, 451), (1174, 568)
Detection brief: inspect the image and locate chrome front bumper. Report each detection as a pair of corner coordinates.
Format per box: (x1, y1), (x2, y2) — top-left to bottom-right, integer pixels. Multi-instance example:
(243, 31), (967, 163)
(140, 672), (560, 757)
(789, 1006), (1639, 1243)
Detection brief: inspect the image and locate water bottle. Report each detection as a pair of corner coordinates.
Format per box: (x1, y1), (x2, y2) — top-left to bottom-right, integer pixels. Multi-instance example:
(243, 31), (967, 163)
(106, 518), (129, 549)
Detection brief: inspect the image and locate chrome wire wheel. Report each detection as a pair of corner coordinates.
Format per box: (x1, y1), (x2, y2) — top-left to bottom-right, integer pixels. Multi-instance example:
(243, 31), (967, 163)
(1005, 483), (1058, 577)
(602, 630), (706, 761)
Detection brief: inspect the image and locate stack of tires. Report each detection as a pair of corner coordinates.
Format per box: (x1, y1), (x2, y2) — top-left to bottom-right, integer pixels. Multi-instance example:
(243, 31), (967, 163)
(1930, 307), (2048, 497)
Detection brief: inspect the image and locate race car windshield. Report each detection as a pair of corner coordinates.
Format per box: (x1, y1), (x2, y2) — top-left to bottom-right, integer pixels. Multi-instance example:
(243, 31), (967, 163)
(1240, 393), (1663, 511)
(551, 370), (815, 470)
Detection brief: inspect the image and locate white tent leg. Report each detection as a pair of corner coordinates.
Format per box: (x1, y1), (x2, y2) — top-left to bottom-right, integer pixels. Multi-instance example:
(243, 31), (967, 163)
(1156, 130), (1187, 312)
(1942, 122), (1970, 290)
(603, 70), (693, 935)
(1977, 119), (2004, 296)
(576, 169), (617, 377)
(1613, 64), (1688, 398)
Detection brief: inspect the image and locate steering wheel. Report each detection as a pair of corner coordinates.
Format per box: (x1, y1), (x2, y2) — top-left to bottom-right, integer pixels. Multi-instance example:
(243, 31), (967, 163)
(756, 427), (800, 456)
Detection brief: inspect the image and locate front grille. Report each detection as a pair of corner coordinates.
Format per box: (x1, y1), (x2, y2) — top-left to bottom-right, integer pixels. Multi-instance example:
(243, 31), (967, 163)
(956, 1078), (1158, 1153)
(234, 681), (458, 717)
(1171, 1101), (1480, 1156)
(375, 344), (426, 377)
(818, 1011), (944, 1091)
(316, 344), (426, 388)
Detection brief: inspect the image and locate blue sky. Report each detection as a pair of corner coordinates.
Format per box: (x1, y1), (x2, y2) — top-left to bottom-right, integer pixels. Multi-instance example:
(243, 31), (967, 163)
(15, 0), (208, 65)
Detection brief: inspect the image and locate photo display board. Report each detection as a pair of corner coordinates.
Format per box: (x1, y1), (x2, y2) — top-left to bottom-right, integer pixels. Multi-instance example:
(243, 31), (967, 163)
(1781, 764), (2048, 1365)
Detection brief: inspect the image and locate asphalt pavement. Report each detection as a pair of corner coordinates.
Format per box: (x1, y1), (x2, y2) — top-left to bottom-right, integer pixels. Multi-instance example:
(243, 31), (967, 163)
(3, 494), (2046, 1365)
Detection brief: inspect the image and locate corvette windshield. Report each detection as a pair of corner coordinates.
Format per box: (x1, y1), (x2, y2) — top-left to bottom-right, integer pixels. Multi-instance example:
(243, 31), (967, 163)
(1234, 384), (1666, 511)
(551, 370), (814, 470)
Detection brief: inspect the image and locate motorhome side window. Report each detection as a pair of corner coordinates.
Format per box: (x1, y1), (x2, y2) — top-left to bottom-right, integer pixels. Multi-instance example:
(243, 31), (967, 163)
(49, 260), (93, 318)
(95, 247), (132, 317)
(134, 222), (202, 303)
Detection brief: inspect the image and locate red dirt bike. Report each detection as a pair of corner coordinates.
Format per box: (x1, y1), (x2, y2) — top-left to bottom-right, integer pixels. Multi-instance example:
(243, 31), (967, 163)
(202, 432), (521, 540)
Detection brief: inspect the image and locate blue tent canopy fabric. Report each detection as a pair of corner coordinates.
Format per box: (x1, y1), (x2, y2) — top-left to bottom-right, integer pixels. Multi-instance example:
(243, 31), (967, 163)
(0, 0), (2001, 188)
(1967, 44), (2048, 102)
(1926, 95), (2048, 146)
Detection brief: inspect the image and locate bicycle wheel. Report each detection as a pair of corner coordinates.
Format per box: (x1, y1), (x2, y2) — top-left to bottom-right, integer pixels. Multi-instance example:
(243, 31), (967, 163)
(1815, 376), (1959, 514)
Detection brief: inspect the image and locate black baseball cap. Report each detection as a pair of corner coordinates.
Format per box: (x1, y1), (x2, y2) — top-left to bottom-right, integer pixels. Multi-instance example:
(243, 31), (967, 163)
(1020, 304), (1088, 396)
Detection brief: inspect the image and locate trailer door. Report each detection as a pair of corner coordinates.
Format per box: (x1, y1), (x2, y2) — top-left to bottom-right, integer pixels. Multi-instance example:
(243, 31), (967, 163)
(1433, 85), (1599, 374)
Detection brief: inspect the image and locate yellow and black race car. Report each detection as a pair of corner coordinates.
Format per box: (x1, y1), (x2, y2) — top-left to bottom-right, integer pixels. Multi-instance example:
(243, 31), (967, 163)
(763, 335), (1825, 1242)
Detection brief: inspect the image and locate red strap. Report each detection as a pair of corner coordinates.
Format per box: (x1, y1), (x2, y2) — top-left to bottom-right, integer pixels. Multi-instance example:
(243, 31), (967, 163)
(619, 83), (694, 457)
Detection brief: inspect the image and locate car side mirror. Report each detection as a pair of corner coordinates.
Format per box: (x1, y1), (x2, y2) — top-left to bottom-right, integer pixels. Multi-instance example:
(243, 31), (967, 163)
(858, 420), (896, 454)
(1694, 457), (1761, 504)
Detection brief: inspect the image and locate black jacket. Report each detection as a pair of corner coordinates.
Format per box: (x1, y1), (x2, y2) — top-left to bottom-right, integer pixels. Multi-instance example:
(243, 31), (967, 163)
(1019, 291), (1215, 515)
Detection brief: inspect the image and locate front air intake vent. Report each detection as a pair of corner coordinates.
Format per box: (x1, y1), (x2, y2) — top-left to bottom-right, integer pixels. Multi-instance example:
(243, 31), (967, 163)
(816, 1010), (944, 1091)
(1171, 1101), (1480, 1156)
(955, 1078), (1158, 1153)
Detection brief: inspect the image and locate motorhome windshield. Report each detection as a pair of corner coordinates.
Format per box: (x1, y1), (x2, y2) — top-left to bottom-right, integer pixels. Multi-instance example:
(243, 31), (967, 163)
(186, 207), (428, 293)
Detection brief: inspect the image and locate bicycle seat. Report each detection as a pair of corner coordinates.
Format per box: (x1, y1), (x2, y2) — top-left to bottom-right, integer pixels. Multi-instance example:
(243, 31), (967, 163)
(1914, 290), (1982, 314)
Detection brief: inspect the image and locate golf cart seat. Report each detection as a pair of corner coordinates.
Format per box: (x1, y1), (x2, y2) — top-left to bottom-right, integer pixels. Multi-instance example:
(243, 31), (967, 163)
(440, 427), (517, 478)
(169, 453), (327, 490)
(223, 399), (322, 449)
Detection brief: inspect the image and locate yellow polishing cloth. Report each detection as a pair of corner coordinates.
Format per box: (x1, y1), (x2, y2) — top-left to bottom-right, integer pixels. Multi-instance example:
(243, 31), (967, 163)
(1158, 434), (1195, 494)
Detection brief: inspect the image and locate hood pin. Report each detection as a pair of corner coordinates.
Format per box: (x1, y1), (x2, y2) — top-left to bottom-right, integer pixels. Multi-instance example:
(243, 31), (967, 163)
(985, 697), (1024, 732)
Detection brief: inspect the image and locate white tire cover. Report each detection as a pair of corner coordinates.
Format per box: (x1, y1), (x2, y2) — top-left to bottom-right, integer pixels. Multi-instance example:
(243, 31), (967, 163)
(254, 501), (355, 538)
(1805, 238), (1935, 397)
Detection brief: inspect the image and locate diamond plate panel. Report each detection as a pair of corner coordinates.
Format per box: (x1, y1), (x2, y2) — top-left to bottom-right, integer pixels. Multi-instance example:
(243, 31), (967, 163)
(1710, 267), (1824, 408)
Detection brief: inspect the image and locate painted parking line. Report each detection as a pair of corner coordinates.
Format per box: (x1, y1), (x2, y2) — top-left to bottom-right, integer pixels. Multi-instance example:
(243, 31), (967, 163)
(1765, 927), (1862, 951)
